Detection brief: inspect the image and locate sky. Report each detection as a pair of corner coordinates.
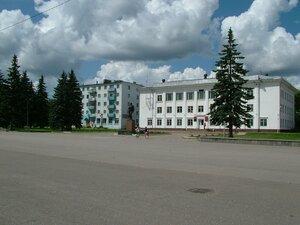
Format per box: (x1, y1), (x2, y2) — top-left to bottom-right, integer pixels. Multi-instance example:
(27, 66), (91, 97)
(0, 0), (299, 95)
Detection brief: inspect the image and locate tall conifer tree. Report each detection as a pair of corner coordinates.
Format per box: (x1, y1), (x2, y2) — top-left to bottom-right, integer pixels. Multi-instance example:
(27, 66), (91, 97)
(52, 71), (68, 130)
(209, 28), (252, 137)
(0, 71), (9, 128)
(20, 71), (35, 127)
(67, 70), (82, 128)
(35, 75), (49, 128)
(7, 55), (23, 129)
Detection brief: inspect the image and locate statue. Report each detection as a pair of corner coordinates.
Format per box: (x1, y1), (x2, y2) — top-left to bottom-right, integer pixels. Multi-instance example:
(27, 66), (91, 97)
(128, 103), (134, 120)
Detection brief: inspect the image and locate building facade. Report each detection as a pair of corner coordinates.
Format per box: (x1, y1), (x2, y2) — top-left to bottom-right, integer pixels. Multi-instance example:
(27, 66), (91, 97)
(80, 80), (142, 129)
(139, 75), (297, 131)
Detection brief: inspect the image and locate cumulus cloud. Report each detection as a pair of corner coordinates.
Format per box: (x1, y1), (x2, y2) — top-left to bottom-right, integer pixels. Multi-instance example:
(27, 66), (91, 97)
(0, 0), (219, 92)
(221, 0), (300, 79)
(85, 61), (207, 85)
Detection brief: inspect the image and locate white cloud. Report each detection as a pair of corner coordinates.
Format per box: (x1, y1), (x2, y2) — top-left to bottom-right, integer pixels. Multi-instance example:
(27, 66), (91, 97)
(221, 0), (300, 77)
(85, 61), (207, 86)
(0, 0), (218, 90)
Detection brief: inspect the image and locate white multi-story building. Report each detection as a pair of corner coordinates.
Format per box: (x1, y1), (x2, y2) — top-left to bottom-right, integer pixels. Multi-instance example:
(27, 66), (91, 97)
(139, 75), (297, 131)
(81, 80), (142, 129)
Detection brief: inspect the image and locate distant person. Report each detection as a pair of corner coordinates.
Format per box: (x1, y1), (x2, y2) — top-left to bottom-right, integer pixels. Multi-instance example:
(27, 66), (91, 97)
(135, 127), (140, 138)
(144, 127), (149, 139)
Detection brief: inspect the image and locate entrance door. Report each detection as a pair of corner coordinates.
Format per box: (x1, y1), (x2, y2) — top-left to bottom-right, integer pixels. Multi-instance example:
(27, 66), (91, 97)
(198, 119), (204, 129)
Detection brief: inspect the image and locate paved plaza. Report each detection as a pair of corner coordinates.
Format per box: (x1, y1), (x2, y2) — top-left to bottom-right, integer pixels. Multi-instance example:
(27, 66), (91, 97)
(0, 131), (300, 225)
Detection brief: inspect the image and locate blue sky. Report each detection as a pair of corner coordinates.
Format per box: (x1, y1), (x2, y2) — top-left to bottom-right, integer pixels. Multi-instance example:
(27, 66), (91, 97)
(0, 0), (299, 93)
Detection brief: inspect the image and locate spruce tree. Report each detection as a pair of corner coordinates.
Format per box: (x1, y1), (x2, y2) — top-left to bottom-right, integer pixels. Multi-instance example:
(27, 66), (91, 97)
(0, 71), (10, 128)
(209, 28), (252, 137)
(67, 70), (82, 129)
(7, 55), (23, 129)
(52, 71), (68, 130)
(52, 70), (83, 130)
(20, 71), (35, 127)
(35, 75), (49, 128)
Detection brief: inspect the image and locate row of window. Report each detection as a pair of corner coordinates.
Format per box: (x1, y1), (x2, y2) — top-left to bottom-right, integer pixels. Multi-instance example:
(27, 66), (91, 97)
(156, 104), (254, 114)
(280, 104), (293, 116)
(156, 89), (254, 102)
(84, 110), (139, 116)
(147, 118), (194, 127)
(156, 106), (204, 114)
(81, 84), (122, 91)
(147, 118), (268, 127)
(280, 89), (293, 103)
(280, 119), (293, 128)
(157, 90), (209, 102)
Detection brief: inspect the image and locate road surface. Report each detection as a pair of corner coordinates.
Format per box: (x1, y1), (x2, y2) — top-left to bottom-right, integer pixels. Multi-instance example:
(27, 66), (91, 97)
(0, 131), (299, 225)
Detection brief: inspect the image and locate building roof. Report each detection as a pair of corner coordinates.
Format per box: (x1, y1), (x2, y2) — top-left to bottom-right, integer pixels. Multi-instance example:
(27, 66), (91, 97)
(140, 75), (298, 93)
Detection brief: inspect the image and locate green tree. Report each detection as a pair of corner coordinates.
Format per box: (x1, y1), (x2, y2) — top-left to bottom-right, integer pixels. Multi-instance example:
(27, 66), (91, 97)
(52, 70), (83, 130)
(52, 71), (68, 130)
(294, 90), (300, 130)
(209, 28), (252, 137)
(6, 55), (23, 129)
(35, 75), (49, 128)
(20, 71), (35, 127)
(67, 70), (82, 128)
(0, 71), (10, 128)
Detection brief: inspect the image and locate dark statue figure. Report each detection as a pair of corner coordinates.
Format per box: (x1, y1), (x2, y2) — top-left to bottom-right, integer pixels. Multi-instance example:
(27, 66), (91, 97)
(128, 103), (134, 119)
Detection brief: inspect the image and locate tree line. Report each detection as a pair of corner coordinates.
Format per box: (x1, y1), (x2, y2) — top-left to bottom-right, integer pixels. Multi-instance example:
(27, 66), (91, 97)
(0, 55), (82, 131)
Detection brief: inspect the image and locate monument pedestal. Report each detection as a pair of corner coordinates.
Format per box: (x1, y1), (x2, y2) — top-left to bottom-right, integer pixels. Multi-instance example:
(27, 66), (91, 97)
(126, 119), (135, 133)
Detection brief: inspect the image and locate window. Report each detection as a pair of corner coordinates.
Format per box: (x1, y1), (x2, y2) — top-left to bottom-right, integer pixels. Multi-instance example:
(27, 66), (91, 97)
(128, 94), (130, 98)
(98, 94), (101, 98)
(102, 118), (107, 124)
(116, 101), (119, 105)
(117, 93), (119, 96)
(147, 119), (153, 126)
(97, 110), (100, 114)
(167, 107), (172, 113)
(188, 106), (193, 113)
(177, 118), (182, 126)
(82, 87), (85, 91)
(117, 84), (119, 88)
(260, 118), (267, 127)
(157, 107), (162, 114)
(98, 86), (101, 90)
(157, 95), (162, 102)
(104, 102), (107, 106)
(167, 119), (172, 126)
(166, 93), (173, 101)
(87, 95), (89, 99)
(109, 118), (113, 124)
(246, 88), (254, 99)
(187, 92), (194, 100)
(198, 90), (205, 99)
(128, 85), (130, 90)
(176, 93), (183, 100)
(116, 110), (119, 114)
(247, 118), (253, 127)
(198, 105), (204, 112)
(187, 118), (193, 126)
(104, 85), (107, 89)
(104, 93), (107, 97)
(247, 104), (253, 112)
(177, 106), (182, 113)
(115, 118), (119, 124)
(209, 90), (216, 99)
(104, 110), (106, 113)
(157, 119), (162, 126)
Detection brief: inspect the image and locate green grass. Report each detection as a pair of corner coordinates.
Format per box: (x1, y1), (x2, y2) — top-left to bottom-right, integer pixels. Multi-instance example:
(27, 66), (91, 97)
(235, 132), (300, 141)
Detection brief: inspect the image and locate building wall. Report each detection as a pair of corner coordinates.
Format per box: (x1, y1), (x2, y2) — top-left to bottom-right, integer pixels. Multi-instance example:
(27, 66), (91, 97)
(139, 76), (297, 131)
(80, 81), (142, 129)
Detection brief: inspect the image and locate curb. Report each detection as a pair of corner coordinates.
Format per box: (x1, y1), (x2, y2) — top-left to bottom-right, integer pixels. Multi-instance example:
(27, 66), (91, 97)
(198, 137), (300, 147)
